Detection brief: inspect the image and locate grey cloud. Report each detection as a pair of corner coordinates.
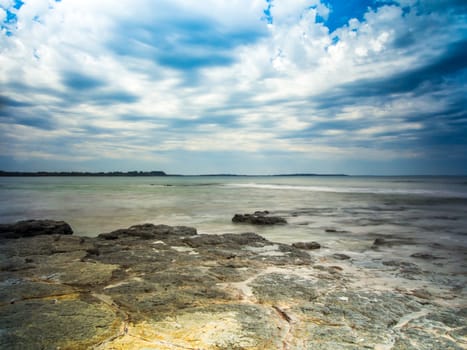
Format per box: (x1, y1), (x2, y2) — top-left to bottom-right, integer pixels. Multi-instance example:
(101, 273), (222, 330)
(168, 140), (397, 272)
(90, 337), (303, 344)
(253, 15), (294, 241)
(61, 71), (106, 91)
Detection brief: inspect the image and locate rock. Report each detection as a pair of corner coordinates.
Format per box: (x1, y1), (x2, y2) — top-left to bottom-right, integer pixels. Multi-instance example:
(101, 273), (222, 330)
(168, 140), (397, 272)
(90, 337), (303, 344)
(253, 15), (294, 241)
(382, 260), (422, 279)
(373, 238), (387, 246)
(0, 220), (73, 239)
(232, 212), (287, 225)
(411, 252), (444, 260)
(292, 241), (321, 250)
(184, 232), (267, 248)
(410, 288), (432, 300)
(325, 228), (348, 233)
(98, 223), (197, 240)
(332, 253), (351, 260)
(0, 298), (118, 349)
(0, 221), (464, 349)
(250, 273), (320, 303)
(0, 280), (76, 304)
(372, 236), (417, 248)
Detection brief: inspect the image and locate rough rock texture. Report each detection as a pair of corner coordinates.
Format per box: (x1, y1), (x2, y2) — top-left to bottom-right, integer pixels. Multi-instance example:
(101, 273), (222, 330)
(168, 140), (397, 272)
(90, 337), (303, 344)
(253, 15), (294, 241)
(292, 241), (321, 250)
(232, 211), (287, 225)
(98, 223), (197, 240)
(0, 220), (465, 349)
(0, 219), (73, 238)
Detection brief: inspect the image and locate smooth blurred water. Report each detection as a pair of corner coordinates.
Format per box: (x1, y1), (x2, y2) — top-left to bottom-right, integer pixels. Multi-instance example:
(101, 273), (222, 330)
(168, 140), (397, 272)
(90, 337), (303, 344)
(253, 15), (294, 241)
(1, 176), (466, 255)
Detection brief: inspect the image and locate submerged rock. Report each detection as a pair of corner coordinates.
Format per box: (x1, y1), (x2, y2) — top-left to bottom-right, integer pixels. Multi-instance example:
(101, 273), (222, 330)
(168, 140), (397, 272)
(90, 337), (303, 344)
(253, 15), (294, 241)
(0, 219), (73, 239)
(292, 241), (321, 250)
(332, 253), (351, 260)
(232, 211), (287, 225)
(411, 252), (444, 260)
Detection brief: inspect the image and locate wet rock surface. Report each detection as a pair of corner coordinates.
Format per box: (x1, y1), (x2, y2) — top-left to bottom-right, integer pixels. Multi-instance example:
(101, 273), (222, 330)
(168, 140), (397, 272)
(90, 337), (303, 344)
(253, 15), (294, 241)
(0, 219), (73, 238)
(232, 211), (287, 225)
(292, 241), (321, 250)
(0, 220), (466, 349)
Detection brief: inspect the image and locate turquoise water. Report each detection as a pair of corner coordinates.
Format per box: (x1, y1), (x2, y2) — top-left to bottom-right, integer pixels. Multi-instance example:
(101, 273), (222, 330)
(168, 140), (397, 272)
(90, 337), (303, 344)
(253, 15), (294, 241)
(1, 176), (466, 254)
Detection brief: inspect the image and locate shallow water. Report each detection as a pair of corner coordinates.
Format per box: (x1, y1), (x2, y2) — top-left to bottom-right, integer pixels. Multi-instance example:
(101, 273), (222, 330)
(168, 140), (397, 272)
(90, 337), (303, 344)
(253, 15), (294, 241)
(2, 175), (467, 295)
(1, 176), (466, 255)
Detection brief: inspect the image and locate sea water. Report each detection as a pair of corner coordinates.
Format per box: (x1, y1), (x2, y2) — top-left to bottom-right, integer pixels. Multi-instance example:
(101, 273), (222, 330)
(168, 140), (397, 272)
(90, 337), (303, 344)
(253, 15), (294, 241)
(1, 176), (466, 260)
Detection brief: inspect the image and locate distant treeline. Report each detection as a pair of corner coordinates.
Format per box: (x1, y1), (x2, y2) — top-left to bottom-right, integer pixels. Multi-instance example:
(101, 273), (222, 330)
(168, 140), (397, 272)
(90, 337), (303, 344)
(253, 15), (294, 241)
(0, 171), (167, 177)
(0, 171), (348, 177)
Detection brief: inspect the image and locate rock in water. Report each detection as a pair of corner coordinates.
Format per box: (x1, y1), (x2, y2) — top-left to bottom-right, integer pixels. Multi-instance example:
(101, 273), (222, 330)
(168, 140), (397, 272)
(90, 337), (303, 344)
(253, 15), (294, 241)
(232, 211), (287, 225)
(0, 220), (73, 239)
(292, 241), (321, 250)
(98, 223), (197, 240)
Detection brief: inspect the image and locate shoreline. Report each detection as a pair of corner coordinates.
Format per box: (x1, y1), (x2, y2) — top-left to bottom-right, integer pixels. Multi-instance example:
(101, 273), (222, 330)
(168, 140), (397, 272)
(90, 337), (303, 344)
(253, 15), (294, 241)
(1, 220), (465, 349)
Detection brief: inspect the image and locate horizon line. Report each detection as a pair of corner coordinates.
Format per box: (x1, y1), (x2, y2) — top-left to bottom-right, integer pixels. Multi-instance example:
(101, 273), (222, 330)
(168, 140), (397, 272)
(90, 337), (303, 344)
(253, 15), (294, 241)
(1, 170), (466, 177)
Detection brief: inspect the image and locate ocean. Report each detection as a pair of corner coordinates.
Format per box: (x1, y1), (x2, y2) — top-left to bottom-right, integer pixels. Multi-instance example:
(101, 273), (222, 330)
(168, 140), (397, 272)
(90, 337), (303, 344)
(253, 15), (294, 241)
(1, 175), (466, 300)
(1, 175), (466, 257)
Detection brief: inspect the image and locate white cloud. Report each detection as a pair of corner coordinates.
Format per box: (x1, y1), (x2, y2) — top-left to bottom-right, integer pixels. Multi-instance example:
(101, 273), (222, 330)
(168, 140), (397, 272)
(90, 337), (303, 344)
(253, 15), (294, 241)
(0, 0), (465, 173)
(0, 0), (14, 9)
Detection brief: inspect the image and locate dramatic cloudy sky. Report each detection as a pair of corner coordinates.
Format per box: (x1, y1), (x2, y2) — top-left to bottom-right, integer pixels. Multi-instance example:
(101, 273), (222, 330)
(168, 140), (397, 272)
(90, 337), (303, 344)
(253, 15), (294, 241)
(1, 0), (466, 174)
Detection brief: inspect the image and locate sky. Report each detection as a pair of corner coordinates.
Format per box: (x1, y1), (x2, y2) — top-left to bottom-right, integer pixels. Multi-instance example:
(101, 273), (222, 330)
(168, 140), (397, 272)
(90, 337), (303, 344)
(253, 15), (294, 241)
(0, 0), (466, 175)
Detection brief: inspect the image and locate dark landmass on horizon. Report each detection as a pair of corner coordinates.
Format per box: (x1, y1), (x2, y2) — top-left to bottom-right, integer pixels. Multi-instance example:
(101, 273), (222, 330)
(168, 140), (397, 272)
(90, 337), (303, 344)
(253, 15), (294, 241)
(0, 170), (168, 177)
(0, 170), (349, 177)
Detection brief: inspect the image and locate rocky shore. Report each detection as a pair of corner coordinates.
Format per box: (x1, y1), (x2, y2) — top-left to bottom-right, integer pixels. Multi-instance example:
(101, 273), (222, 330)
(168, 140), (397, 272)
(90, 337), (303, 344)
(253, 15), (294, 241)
(0, 220), (466, 349)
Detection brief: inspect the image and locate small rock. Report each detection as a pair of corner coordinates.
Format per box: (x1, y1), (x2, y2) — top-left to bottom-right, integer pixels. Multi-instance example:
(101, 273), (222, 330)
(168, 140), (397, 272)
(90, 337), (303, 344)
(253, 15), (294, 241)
(232, 212), (287, 225)
(373, 238), (387, 246)
(292, 241), (321, 250)
(86, 247), (100, 256)
(332, 253), (351, 260)
(411, 252), (443, 260)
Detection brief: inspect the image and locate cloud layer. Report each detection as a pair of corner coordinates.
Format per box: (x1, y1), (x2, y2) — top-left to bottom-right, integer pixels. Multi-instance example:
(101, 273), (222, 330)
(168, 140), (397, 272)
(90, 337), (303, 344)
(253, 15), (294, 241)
(1, 0), (466, 174)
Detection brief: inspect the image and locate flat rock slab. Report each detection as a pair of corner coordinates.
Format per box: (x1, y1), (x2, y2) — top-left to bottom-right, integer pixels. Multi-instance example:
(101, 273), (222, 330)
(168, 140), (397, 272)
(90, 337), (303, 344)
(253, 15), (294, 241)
(0, 298), (118, 350)
(0, 220), (465, 349)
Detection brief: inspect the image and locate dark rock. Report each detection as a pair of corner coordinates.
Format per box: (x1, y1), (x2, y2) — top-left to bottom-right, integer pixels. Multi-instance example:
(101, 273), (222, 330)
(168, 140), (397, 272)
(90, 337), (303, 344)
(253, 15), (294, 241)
(332, 253), (351, 260)
(382, 260), (422, 278)
(373, 238), (387, 246)
(371, 236), (417, 248)
(86, 247), (100, 256)
(98, 223), (197, 240)
(0, 299), (118, 349)
(325, 228), (348, 233)
(250, 273), (320, 303)
(292, 241), (321, 250)
(232, 212), (287, 225)
(411, 252), (444, 260)
(0, 280), (76, 304)
(0, 220), (73, 239)
(184, 232), (267, 248)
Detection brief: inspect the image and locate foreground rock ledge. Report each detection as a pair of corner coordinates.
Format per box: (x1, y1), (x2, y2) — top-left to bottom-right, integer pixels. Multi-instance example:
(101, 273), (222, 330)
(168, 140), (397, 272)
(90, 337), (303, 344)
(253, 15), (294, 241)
(0, 221), (465, 350)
